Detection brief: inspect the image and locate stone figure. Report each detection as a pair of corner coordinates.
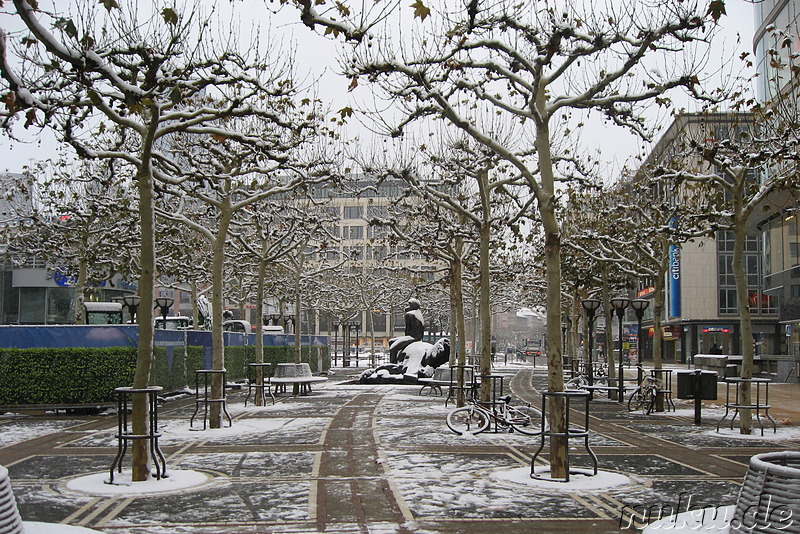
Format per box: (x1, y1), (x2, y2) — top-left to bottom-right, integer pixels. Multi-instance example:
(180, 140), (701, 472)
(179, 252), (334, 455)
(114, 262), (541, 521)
(389, 298), (425, 364)
(360, 298), (450, 384)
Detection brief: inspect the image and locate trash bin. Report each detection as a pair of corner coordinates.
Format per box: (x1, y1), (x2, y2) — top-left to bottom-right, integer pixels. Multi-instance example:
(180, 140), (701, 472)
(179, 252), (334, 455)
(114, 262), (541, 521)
(724, 364), (737, 378)
(676, 370), (718, 400)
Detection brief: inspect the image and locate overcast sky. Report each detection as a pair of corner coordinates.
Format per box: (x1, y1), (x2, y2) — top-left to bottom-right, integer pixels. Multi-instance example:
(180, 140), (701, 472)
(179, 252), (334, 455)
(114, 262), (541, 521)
(0, 0), (758, 175)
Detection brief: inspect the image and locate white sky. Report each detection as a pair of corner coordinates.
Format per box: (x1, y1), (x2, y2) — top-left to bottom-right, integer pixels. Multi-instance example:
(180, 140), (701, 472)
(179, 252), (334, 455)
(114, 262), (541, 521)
(0, 0), (758, 175)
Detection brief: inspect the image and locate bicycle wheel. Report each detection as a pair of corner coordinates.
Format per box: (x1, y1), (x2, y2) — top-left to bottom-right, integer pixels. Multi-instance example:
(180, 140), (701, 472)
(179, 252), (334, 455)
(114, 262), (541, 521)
(627, 386), (644, 412)
(446, 406), (489, 435)
(506, 405), (544, 435)
(565, 376), (586, 390)
(642, 387), (657, 415)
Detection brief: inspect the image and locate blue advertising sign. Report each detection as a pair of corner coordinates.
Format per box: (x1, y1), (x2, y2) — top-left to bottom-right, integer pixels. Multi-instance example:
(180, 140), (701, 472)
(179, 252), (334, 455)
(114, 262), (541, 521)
(668, 244), (681, 317)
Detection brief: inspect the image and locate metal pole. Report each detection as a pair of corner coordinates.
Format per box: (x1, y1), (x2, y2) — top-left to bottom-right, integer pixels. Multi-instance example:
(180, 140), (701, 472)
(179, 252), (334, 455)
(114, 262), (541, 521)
(618, 312), (625, 402)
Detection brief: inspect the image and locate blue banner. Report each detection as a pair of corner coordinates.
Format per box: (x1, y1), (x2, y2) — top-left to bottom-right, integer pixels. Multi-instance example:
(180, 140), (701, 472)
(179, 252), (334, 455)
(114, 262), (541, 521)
(669, 244), (681, 318)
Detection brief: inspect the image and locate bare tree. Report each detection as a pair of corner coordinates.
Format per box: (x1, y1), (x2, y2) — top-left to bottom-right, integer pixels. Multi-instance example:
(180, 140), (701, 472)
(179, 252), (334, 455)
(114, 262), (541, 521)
(3, 158), (139, 324)
(655, 110), (799, 434)
(0, 0), (329, 478)
(335, 0), (716, 478)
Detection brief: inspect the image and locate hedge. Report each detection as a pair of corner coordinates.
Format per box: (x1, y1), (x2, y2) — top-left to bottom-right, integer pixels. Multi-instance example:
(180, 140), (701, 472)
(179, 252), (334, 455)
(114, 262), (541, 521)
(0, 344), (329, 406)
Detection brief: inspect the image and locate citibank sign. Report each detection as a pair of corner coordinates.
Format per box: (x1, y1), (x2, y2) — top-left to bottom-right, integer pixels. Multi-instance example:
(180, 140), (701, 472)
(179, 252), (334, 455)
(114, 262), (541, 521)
(52, 269), (107, 288)
(668, 245), (681, 317)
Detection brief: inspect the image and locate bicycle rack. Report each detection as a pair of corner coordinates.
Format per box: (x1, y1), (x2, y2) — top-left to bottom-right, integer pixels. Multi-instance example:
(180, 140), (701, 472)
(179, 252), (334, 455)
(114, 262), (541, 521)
(109, 386), (168, 484)
(531, 390), (598, 482)
(478, 374), (505, 432)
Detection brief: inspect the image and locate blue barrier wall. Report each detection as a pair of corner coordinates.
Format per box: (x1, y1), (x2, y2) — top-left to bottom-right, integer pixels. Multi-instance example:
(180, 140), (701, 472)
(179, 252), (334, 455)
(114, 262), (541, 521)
(0, 325), (327, 352)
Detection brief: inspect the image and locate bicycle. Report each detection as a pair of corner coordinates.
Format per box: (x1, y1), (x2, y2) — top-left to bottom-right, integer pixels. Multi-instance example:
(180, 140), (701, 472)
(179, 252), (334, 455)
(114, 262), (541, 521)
(446, 395), (543, 436)
(627, 375), (660, 414)
(565, 364), (609, 390)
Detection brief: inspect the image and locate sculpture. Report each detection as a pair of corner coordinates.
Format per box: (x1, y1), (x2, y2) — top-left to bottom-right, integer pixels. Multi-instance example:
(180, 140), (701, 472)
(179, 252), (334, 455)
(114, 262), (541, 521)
(360, 299), (450, 384)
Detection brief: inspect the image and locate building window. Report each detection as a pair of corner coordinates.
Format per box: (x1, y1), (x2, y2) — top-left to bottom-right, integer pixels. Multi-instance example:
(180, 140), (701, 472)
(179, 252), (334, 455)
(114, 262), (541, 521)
(343, 205), (362, 219)
(719, 288), (738, 315)
(371, 311), (387, 333)
(343, 225), (363, 240)
(47, 287), (74, 324)
(792, 285), (800, 298)
(19, 287), (46, 324)
(367, 205), (388, 218)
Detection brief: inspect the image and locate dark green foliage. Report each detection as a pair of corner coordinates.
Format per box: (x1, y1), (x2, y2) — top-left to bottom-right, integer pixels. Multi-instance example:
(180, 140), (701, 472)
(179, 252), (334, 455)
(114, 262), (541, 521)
(0, 347), (136, 405)
(0, 345), (329, 406)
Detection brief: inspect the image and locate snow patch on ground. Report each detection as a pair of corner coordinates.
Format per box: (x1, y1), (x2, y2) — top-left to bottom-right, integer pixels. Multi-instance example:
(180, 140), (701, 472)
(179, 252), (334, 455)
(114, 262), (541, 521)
(493, 465), (635, 492)
(0, 419), (86, 448)
(65, 469), (212, 496)
(711, 425), (800, 440)
(23, 522), (104, 533)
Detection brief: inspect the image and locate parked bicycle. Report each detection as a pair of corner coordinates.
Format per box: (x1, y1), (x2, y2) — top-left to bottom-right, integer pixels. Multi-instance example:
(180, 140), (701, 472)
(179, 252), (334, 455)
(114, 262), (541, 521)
(446, 395), (544, 436)
(565, 363), (609, 390)
(627, 375), (660, 414)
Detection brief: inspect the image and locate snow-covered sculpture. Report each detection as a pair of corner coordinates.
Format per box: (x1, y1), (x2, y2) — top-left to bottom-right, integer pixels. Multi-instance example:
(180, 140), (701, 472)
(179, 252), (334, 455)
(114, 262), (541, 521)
(360, 338), (450, 384)
(361, 299), (450, 384)
(389, 298), (424, 364)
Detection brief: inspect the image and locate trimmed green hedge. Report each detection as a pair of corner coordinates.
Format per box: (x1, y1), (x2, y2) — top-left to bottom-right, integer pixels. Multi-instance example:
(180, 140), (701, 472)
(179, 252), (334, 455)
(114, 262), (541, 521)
(0, 347), (137, 405)
(0, 344), (330, 406)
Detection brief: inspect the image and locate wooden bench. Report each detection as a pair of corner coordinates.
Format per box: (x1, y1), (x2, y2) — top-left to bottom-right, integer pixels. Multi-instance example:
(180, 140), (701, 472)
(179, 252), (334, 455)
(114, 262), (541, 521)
(271, 363), (328, 395)
(417, 367), (452, 396)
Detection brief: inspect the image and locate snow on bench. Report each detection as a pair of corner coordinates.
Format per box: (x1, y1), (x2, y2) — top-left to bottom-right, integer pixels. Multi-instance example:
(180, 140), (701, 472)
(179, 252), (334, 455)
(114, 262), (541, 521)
(271, 363), (328, 395)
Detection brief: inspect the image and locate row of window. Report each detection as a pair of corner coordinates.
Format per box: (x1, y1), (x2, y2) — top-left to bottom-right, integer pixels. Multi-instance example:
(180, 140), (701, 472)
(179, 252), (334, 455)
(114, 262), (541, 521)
(320, 205), (390, 220)
(717, 231), (779, 315)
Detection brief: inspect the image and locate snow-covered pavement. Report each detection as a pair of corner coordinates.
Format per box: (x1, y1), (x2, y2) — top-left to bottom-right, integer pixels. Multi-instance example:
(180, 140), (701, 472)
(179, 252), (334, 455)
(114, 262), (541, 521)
(1, 365), (798, 533)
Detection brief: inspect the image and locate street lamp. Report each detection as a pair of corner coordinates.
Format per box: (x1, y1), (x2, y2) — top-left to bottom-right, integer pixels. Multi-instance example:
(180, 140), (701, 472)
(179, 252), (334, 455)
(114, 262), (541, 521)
(340, 320), (351, 367)
(332, 319), (340, 367)
(630, 299), (650, 365)
(351, 320), (362, 365)
(122, 294), (141, 324)
(270, 314), (282, 326)
(154, 297), (174, 329)
(581, 298), (601, 386)
(610, 296), (630, 402)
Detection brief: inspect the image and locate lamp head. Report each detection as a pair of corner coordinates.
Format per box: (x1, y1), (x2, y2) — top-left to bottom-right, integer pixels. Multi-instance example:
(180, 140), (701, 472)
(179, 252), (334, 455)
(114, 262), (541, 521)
(123, 295), (141, 307)
(610, 296), (629, 310)
(581, 298), (602, 312)
(630, 298), (650, 311)
(154, 297), (174, 309)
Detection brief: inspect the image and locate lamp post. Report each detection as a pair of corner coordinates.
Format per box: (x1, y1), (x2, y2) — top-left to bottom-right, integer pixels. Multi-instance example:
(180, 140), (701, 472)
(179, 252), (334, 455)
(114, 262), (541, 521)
(630, 299), (650, 365)
(332, 319), (340, 367)
(123, 295), (141, 324)
(341, 320), (351, 367)
(561, 319), (568, 370)
(154, 297), (174, 329)
(610, 296), (630, 402)
(581, 298), (601, 386)
(351, 320), (362, 365)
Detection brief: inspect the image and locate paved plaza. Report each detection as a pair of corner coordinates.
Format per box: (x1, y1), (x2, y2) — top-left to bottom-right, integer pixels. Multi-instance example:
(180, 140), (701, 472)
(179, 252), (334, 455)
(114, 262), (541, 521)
(1, 364), (799, 533)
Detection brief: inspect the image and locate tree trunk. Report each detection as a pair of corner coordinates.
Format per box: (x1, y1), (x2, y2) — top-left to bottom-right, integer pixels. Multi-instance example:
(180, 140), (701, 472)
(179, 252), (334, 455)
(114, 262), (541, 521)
(190, 281), (199, 333)
(652, 241), (668, 411)
(602, 269), (616, 400)
(131, 159), (156, 482)
(75, 259), (88, 325)
(452, 238), (468, 406)
(254, 251), (268, 405)
(477, 168), (493, 403)
(534, 113), (567, 481)
(209, 205), (232, 429)
(733, 201), (754, 434)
